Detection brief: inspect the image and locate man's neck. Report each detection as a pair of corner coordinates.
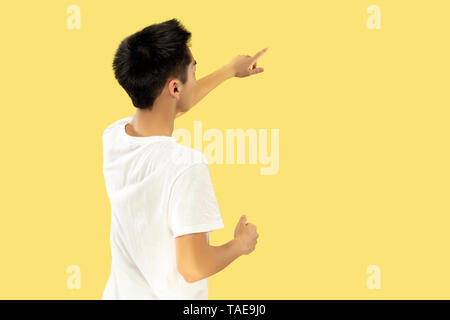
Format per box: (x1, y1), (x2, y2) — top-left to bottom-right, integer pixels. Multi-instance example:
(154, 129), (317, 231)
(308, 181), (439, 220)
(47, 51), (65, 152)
(127, 105), (176, 137)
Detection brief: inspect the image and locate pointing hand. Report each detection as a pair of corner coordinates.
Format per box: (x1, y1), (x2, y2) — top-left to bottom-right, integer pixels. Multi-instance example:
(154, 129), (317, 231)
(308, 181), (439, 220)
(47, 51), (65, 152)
(227, 47), (268, 78)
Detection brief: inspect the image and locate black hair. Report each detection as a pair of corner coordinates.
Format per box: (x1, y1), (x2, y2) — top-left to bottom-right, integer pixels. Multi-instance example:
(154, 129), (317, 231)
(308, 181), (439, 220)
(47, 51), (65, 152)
(112, 18), (192, 109)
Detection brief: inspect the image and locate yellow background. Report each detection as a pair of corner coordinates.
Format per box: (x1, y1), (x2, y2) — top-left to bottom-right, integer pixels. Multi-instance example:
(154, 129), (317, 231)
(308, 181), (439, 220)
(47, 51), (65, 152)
(0, 0), (449, 299)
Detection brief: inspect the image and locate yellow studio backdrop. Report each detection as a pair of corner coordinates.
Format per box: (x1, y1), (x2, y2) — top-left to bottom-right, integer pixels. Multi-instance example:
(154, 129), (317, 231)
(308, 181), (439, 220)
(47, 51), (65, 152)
(0, 0), (449, 299)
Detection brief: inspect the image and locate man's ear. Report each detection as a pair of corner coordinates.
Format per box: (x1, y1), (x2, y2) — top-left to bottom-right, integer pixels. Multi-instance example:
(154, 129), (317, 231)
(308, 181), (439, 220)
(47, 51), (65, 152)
(168, 78), (179, 94)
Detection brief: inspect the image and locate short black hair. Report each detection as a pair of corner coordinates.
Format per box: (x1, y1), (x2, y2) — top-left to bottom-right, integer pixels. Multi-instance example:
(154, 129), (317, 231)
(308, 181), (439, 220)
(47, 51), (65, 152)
(112, 18), (192, 109)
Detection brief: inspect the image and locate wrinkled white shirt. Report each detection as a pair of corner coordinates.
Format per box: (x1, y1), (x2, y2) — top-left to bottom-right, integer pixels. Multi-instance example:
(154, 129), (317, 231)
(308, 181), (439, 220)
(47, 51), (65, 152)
(101, 115), (224, 300)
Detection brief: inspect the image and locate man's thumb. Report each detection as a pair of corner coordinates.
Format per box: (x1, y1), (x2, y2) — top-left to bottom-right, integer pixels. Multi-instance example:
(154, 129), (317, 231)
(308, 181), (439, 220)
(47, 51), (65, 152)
(241, 214), (247, 223)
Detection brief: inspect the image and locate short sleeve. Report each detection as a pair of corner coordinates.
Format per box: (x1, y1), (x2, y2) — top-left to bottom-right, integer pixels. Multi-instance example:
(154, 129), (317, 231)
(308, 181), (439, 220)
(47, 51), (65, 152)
(168, 162), (225, 238)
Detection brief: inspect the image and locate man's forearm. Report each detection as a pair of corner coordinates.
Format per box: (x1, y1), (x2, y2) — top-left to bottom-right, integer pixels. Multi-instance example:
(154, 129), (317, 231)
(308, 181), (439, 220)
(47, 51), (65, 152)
(193, 64), (235, 107)
(176, 65), (234, 118)
(191, 239), (242, 282)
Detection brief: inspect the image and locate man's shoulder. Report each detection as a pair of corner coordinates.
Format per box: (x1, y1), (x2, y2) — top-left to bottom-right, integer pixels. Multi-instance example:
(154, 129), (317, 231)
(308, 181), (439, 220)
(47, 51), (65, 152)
(103, 116), (132, 135)
(167, 146), (212, 188)
(168, 143), (209, 174)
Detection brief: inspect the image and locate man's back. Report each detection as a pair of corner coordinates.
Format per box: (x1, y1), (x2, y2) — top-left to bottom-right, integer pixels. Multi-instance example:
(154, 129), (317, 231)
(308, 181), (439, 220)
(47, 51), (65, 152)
(101, 115), (224, 299)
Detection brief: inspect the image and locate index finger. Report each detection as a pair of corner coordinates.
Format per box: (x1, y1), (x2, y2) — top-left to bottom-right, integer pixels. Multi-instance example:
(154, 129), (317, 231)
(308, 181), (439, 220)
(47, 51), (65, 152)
(251, 47), (269, 62)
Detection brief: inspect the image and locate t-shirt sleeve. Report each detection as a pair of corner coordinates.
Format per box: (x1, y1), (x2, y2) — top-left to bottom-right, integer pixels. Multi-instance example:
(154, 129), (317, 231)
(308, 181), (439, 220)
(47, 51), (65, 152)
(168, 162), (225, 238)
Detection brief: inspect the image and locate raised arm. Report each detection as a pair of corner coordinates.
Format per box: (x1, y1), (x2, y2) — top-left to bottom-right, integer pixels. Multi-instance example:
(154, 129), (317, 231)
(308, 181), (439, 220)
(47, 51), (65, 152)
(175, 47), (268, 118)
(175, 64), (234, 118)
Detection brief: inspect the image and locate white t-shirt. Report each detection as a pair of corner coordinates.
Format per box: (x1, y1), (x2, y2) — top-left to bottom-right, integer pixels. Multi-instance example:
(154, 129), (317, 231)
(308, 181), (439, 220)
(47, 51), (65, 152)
(101, 115), (225, 300)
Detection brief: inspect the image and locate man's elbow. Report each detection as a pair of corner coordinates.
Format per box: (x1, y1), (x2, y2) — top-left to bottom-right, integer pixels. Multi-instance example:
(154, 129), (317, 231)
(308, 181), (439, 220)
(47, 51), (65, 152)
(178, 266), (202, 283)
(182, 273), (197, 284)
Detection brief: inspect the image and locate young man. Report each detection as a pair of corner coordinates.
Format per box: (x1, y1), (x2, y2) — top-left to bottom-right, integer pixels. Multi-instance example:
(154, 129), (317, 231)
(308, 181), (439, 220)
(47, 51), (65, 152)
(102, 18), (267, 299)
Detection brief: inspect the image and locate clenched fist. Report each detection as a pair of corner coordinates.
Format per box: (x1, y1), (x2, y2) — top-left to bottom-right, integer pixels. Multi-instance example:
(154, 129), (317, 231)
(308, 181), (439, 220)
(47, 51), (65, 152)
(234, 214), (259, 255)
